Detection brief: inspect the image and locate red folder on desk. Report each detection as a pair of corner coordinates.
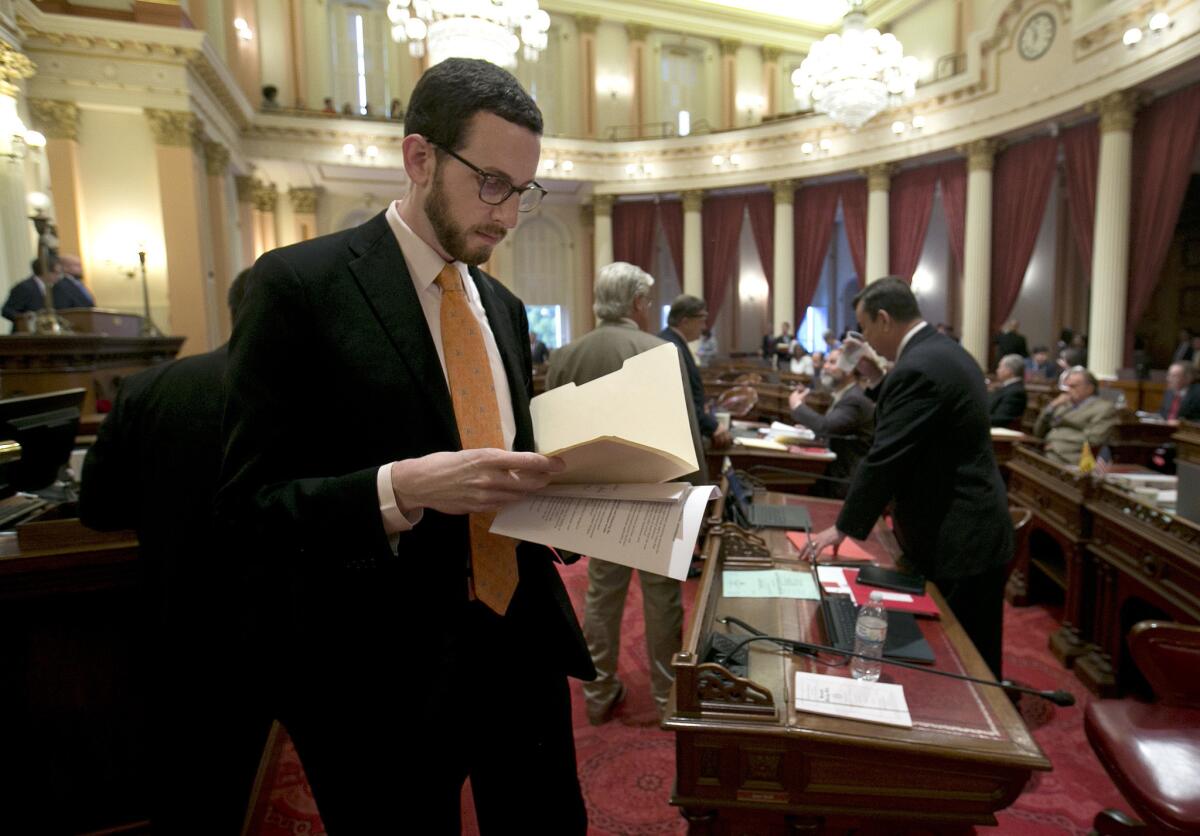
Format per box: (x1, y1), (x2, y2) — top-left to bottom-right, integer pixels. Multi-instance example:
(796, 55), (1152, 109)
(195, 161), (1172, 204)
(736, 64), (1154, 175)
(842, 568), (941, 617)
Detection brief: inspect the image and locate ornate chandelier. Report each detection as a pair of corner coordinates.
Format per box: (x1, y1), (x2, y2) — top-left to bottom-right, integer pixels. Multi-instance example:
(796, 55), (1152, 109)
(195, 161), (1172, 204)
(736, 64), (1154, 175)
(791, 0), (919, 131)
(387, 0), (551, 70)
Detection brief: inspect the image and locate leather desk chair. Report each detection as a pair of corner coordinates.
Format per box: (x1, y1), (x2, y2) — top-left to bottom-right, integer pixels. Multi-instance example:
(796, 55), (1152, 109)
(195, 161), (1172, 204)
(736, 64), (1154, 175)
(1085, 621), (1200, 834)
(715, 385), (758, 418)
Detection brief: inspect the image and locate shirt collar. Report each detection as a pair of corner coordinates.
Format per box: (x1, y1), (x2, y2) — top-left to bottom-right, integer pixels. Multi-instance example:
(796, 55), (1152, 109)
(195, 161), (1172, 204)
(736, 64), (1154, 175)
(385, 200), (468, 292)
(896, 320), (928, 360)
(1002, 376), (1022, 388)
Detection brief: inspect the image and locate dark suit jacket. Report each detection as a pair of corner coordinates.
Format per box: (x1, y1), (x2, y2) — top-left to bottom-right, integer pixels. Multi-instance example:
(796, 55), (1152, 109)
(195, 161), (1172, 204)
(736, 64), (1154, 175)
(1, 275), (95, 324)
(659, 326), (718, 437)
(837, 327), (1012, 580)
(216, 211), (593, 685)
(1160, 383), (1200, 422)
(994, 331), (1028, 358)
(988, 380), (1028, 428)
(790, 384), (874, 497)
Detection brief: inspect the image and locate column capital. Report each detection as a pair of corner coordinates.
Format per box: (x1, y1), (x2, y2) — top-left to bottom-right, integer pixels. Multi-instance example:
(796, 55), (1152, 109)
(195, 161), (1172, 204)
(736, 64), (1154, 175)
(0, 42), (35, 98)
(27, 98), (79, 141)
(253, 182), (278, 213)
(963, 138), (1002, 172)
(203, 140), (229, 176)
(234, 175), (257, 203)
(592, 193), (614, 216)
(289, 186), (319, 214)
(574, 14), (600, 35)
(761, 45), (782, 64)
(719, 38), (741, 57)
(145, 108), (201, 148)
(771, 180), (796, 204)
(863, 164), (894, 192)
(625, 22), (651, 43)
(1092, 90), (1139, 134)
(579, 202), (594, 228)
(682, 190), (705, 212)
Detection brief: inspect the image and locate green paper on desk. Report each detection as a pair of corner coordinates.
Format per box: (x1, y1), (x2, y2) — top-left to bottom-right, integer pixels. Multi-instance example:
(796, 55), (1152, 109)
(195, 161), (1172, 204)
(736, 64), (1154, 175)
(722, 569), (819, 599)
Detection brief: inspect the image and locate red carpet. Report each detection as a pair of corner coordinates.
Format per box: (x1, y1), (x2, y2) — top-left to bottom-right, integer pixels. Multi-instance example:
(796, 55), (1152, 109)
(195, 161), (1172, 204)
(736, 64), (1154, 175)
(247, 561), (1129, 835)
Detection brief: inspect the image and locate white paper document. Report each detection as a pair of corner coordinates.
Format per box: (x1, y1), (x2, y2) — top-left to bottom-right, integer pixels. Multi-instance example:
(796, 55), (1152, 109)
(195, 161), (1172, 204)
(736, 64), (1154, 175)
(723, 569), (819, 599)
(793, 671), (913, 728)
(491, 484), (719, 580)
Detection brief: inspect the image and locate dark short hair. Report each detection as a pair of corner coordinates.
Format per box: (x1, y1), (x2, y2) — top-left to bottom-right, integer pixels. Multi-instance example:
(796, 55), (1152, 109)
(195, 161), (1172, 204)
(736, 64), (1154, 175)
(851, 276), (921, 323)
(262, 85), (277, 97)
(1032, 345), (1049, 354)
(405, 58), (542, 152)
(667, 294), (707, 326)
(228, 268), (253, 319)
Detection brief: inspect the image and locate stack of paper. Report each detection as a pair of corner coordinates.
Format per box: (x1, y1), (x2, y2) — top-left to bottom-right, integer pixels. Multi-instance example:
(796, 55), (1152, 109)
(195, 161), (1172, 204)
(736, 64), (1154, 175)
(793, 671), (912, 728)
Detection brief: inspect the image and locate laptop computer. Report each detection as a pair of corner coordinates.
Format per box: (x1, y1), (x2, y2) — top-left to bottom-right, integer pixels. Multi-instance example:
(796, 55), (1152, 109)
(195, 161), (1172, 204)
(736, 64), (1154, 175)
(725, 468), (813, 531)
(816, 571), (936, 664)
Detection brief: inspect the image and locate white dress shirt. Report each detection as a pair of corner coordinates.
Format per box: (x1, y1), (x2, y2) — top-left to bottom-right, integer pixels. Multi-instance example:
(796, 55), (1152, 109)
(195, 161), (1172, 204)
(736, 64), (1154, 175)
(376, 201), (518, 537)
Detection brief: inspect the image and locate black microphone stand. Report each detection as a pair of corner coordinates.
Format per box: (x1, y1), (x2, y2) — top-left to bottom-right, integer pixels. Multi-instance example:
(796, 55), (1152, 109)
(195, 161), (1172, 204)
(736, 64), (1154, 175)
(716, 616), (1076, 707)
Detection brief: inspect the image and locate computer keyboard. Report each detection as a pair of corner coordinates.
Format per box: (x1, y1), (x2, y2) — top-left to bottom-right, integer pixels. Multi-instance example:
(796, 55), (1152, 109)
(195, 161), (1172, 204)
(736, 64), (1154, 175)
(0, 496), (48, 530)
(820, 593), (860, 652)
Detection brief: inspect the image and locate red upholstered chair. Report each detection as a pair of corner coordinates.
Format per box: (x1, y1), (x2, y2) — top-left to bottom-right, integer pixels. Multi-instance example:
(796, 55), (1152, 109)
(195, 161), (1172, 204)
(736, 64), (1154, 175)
(1085, 621), (1200, 834)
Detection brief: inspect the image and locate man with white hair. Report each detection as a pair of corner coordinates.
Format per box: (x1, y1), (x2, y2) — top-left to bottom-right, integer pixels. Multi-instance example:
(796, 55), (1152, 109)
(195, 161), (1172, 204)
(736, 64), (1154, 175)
(547, 262), (705, 725)
(988, 354), (1028, 428)
(1159, 361), (1200, 422)
(1033, 367), (1117, 465)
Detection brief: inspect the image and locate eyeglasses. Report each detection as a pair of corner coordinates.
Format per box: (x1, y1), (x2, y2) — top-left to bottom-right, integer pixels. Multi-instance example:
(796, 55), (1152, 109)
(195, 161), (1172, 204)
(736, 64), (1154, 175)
(429, 141), (547, 213)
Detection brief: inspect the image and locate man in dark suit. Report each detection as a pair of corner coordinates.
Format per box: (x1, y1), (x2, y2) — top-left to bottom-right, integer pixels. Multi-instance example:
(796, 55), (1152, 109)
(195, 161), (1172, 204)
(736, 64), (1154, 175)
(809, 278), (1012, 678)
(989, 354), (1028, 428)
(79, 269), (272, 834)
(1025, 345), (1057, 380)
(787, 346), (874, 498)
(1160, 362), (1200, 422)
(2, 255), (95, 326)
(217, 59), (592, 834)
(659, 294), (731, 449)
(994, 319), (1028, 359)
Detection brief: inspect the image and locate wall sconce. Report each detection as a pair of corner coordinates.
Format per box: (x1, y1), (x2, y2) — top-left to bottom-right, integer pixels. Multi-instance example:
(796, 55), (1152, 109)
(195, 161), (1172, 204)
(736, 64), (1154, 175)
(1124, 11), (1170, 46)
(596, 75), (631, 99)
(800, 138), (834, 156)
(624, 161), (652, 178)
(341, 143), (379, 164)
(26, 191), (50, 217)
(890, 115), (926, 136)
(711, 153), (742, 170)
(234, 17), (254, 40)
(541, 158), (575, 175)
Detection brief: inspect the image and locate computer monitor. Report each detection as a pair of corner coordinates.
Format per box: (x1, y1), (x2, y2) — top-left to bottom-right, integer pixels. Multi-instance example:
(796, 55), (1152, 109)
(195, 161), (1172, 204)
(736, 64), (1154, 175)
(0, 388), (86, 498)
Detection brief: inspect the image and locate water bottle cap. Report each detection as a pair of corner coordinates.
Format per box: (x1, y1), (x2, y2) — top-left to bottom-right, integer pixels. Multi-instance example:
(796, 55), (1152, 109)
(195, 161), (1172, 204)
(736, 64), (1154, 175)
(868, 591), (885, 602)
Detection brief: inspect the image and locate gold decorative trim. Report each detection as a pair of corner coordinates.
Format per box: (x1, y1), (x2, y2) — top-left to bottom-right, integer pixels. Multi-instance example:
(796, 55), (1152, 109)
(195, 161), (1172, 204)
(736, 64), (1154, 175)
(761, 45), (782, 63)
(771, 179), (796, 203)
(682, 189), (704, 212)
(625, 22), (650, 42)
(864, 163), (894, 192)
(592, 193), (614, 216)
(1092, 90), (1139, 134)
(964, 138), (1002, 172)
(253, 182), (278, 213)
(719, 38), (741, 56)
(0, 41), (36, 98)
(27, 98), (79, 141)
(234, 175), (256, 203)
(574, 14), (600, 35)
(203, 140), (229, 176)
(288, 186), (319, 214)
(144, 107), (200, 148)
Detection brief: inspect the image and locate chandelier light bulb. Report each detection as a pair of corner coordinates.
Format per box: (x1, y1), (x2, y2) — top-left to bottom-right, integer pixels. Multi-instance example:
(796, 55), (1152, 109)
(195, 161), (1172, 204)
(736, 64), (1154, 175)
(387, 0), (551, 68)
(365, 145), (379, 158)
(911, 115), (926, 130)
(800, 141), (814, 154)
(560, 160), (574, 173)
(819, 138), (833, 151)
(711, 155), (724, 167)
(1123, 27), (1143, 46)
(1148, 12), (1169, 31)
(342, 143), (357, 157)
(542, 159), (556, 170)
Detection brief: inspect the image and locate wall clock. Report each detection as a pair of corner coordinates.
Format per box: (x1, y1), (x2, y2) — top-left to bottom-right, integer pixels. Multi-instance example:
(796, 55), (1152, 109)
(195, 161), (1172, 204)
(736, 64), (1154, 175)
(1019, 12), (1056, 61)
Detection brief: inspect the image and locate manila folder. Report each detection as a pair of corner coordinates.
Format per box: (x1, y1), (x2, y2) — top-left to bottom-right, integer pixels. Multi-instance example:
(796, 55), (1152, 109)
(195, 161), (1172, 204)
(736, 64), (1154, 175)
(532, 342), (697, 484)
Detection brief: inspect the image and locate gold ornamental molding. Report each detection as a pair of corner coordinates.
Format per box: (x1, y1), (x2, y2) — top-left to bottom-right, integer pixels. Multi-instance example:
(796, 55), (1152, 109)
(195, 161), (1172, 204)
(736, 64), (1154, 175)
(1091, 90), (1140, 134)
(718, 38), (741, 57)
(625, 22), (650, 42)
(964, 138), (1003, 173)
(145, 108), (200, 147)
(864, 163), (894, 192)
(760, 46), (782, 63)
(288, 186), (319, 214)
(681, 190), (704, 212)
(592, 193), (614, 216)
(573, 14), (599, 35)
(27, 98), (79, 141)
(234, 175), (257, 203)
(771, 179), (796, 204)
(203, 140), (230, 176)
(253, 182), (278, 213)
(0, 41), (35, 98)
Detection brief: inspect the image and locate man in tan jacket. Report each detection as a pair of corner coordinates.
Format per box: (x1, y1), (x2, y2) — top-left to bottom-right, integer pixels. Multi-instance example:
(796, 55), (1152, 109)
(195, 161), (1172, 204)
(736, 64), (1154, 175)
(1033, 367), (1118, 465)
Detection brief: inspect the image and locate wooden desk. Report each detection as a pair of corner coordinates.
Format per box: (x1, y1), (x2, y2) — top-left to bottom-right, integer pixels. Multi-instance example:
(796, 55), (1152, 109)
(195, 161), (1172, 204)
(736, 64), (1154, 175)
(707, 444), (833, 494)
(667, 493), (1050, 833)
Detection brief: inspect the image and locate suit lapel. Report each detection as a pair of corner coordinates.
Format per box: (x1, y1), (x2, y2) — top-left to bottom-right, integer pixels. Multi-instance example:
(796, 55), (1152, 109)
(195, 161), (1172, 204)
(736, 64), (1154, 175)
(470, 268), (534, 451)
(346, 213), (460, 447)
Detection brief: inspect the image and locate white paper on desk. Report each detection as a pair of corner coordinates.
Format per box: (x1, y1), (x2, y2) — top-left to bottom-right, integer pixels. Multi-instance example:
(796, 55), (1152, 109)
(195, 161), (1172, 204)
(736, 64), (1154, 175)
(723, 569), (819, 599)
(768, 421), (815, 442)
(533, 483), (688, 502)
(793, 671), (913, 728)
(733, 436), (790, 451)
(491, 484), (719, 580)
(531, 343), (697, 484)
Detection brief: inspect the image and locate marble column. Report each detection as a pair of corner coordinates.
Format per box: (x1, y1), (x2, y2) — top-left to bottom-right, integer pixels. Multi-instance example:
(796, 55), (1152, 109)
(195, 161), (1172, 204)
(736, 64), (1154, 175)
(865, 164), (892, 284)
(234, 174), (257, 269)
(145, 108), (218, 355)
(0, 43), (35, 291)
(575, 15), (599, 139)
(961, 139), (1000, 368)
(288, 186), (319, 242)
(719, 39), (740, 130)
(253, 182), (278, 256)
(682, 190), (704, 299)
(626, 23), (649, 139)
(592, 193), (613, 277)
(579, 201), (595, 335)
(287, 0), (307, 108)
(1087, 91), (1138, 379)
(761, 46), (781, 118)
(771, 180), (795, 333)
(27, 99), (90, 271)
(203, 140), (234, 340)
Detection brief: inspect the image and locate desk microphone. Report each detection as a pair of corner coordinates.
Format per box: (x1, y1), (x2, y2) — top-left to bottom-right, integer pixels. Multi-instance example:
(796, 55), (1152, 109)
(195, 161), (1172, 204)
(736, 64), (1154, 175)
(715, 616), (1076, 707)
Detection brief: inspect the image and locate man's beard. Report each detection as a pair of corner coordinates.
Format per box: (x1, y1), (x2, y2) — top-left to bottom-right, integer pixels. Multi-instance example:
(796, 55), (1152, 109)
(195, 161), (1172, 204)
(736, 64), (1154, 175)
(425, 168), (507, 266)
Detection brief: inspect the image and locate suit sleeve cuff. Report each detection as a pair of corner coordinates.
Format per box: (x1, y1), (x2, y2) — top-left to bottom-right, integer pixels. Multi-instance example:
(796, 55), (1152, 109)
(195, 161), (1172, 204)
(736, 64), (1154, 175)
(377, 464), (423, 550)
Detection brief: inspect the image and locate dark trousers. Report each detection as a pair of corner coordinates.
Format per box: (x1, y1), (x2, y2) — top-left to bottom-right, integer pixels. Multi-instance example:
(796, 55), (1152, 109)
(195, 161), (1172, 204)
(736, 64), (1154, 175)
(936, 563), (1007, 680)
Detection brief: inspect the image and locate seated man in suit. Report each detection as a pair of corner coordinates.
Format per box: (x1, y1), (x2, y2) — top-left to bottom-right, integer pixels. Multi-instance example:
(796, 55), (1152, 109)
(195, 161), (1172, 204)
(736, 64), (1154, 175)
(3, 255), (96, 326)
(1160, 362), (1200, 422)
(787, 347), (874, 498)
(988, 354), (1028, 428)
(1025, 345), (1057, 380)
(1033, 367), (1118, 465)
(659, 294), (731, 449)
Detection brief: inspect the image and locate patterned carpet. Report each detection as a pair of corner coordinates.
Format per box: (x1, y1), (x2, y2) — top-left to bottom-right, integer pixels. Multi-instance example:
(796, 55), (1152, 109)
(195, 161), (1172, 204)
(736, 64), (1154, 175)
(248, 560), (1131, 835)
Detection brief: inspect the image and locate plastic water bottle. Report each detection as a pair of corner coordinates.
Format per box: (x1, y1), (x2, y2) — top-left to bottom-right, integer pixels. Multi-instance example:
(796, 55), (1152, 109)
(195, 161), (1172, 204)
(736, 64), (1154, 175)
(850, 592), (888, 682)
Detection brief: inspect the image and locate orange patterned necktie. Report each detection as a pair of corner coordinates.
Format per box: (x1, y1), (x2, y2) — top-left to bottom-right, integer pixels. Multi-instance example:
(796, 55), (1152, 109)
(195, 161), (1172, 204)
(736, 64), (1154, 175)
(435, 264), (519, 614)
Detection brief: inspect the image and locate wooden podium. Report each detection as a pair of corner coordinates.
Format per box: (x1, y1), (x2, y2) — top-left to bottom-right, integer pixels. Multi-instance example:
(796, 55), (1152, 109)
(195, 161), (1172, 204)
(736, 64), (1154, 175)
(58, 307), (145, 338)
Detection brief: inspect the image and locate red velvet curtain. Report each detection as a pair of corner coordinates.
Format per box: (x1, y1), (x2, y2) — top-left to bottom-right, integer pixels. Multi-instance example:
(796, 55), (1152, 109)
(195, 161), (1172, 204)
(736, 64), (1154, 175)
(839, 179), (868, 286)
(888, 164), (940, 282)
(1060, 120), (1099, 282)
(745, 191), (774, 299)
(657, 200), (684, 283)
(1128, 83), (1200, 340)
(702, 194), (747, 326)
(792, 182), (841, 325)
(939, 159), (967, 274)
(989, 135), (1058, 334)
(612, 201), (658, 274)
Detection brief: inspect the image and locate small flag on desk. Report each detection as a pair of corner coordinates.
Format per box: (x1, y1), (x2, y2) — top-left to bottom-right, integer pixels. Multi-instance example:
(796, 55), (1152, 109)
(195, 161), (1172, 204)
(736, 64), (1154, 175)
(1078, 441), (1096, 474)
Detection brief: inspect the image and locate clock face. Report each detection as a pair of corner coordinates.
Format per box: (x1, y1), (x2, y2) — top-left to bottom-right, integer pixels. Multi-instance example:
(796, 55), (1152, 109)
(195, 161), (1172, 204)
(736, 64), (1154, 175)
(1019, 12), (1056, 60)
